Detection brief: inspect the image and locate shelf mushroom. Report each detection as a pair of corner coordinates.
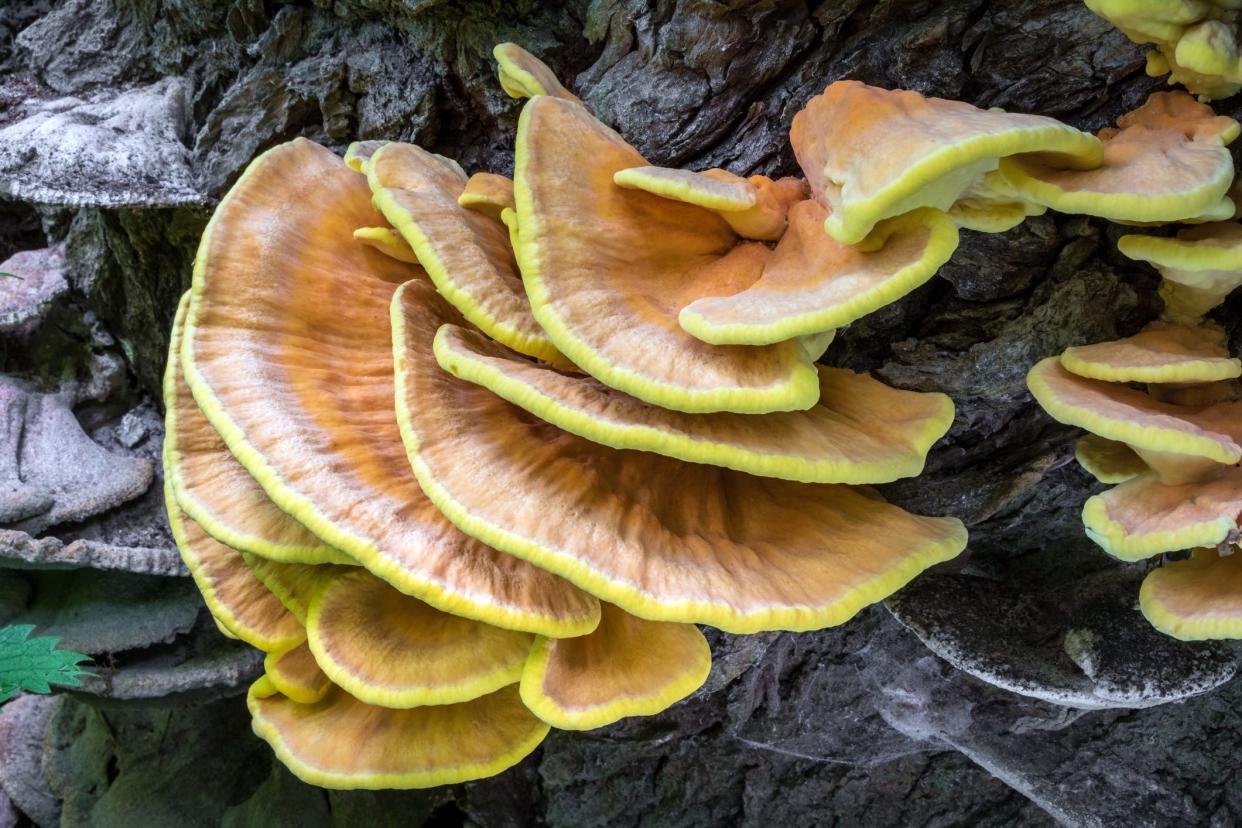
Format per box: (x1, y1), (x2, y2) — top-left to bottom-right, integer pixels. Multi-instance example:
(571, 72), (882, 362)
(1000, 92), (1239, 224)
(1028, 219), (1242, 640)
(790, 80), (1103, 245)
(163, 42), (972, 789)
(1084, 0), (1242, 100)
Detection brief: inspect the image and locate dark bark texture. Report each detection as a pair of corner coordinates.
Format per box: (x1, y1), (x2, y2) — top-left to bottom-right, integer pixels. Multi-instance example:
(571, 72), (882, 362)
(0, 1), (1241, 826)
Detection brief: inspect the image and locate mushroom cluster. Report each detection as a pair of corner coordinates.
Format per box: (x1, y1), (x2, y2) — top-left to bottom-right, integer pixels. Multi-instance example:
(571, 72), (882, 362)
(1085, 0), (1242, 100)
(1029, 223), (1242, 641)
(166, 41), (1225, 788)
(162, 45), (982, 790)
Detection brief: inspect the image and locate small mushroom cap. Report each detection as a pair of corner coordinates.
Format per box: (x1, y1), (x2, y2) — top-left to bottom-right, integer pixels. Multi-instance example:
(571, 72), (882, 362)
(1000, 92), (1238, 224)
(164, 484), (304, 653)
(948, 170), (1047, 233)
(181, 137), (599, 637)
(1119, 222), (1242, 322)
(164, 293), (352, 566)
(1083, 466), (1242, 560)
(265, 643), (332, 704)
(520, 603), (711, 731)
(368, 142), (564, 364)
(343, 141), (386, 174)
(492, 42), (581, 104)
(307, 569), (534, 708)
(352, 227), (420, 264)
(613, 166), (758, 211)
(1083, 1), (1242, 100)
(1026, 357), (1241, 464)
(1140, 548), (1242, 641)
(248, 680), (549, 790)
(1074, 434), (1149, 484)
(393, 278), (967, 633)
(612, 167), (804, 241)
(790, 80), (1102, 245)
(432, 322), (954, 484)
(678, 202), (959, 346)
(1060, 323), (1242, 384)
(515, 94), (819, 414)
(458, 172), (516, 221)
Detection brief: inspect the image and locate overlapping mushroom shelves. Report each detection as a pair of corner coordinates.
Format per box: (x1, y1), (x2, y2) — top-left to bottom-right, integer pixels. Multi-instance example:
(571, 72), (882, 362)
(164, 42), (1241, 790)
(1085, 0), (1242, 101)
(1029, 222), (1242, 641)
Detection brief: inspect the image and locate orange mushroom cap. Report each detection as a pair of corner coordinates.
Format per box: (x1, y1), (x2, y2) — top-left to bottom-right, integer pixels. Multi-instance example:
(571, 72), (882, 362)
(1000, 92), (1238, 224)
(306, 569), (534, 708)
(265, 642), (332, 704)
(790, 80), (1102, 245)
(1140, 548), (1242, 640)
(164, 485), (304, 653)
(248, 679), (548, 790)
(393, 278), (966, 633)
(164, 292), (352, 566)
(1060, 322), (1241, 384)
(520, 603), (711, 730)
(1026, 357), (1241, 465)
(180, 137), (599, 637)
(493, 42), (582, 104)
(458, 172), (516, 221)
(368, 142), (565, 364)
(1074, 434), (1149, 484)
(432, 321), (954, 484)
(1083, 465), (1242, 560)
(677, 201), (959, 346)
(514, 94), (819, 414)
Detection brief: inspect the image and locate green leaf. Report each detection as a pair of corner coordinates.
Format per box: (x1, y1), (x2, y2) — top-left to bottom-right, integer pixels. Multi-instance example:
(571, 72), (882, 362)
(0, 272), (23, 281)
(0, 625), (94, 704)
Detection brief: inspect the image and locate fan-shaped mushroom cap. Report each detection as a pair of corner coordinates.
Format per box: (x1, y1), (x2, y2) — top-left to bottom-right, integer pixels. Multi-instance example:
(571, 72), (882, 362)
(368, 142), (564, 364)
(1060, 323), (1242, 384)
(678, 202), (959, 346)
(1084, 0), (1242, 100)
(344, 140), (386, 174)
(393, 278), (966, 633)
(520, 603), (710, 730)
(1026, 358), (1241, 465)
(164, 484), (304, 653)
(164, 293), (351, 567)
(1075, 434), (1149, 484)
(515, 94), (819, 414)
(1083, 466), (1242, 559)
(432, 322), (953, 484)
(790, 81), (1102, 245)
(181, 138), (599, 637)
(265, 643), (332, 704)
(1000, 92), (1238, 224)
(307, 569), (533, 708)
(613, 166), (807, 241)
(1140, 548), (1242, 640)
(493, 42), (581, 104)
(1119, 222), (1242, 323)
(352, 227), (419, 264)
(248, 678), (548, 789)
(458, 172), (515, 220)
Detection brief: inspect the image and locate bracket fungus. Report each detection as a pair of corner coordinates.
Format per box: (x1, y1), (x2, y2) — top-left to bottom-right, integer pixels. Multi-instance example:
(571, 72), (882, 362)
(164, 43), (971, 789)
(790, 80), (1102, 245)
(1000, 92), (1239, 223)
(1028, 217), (1242, 639)
(1084, 0), (1242, 100)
